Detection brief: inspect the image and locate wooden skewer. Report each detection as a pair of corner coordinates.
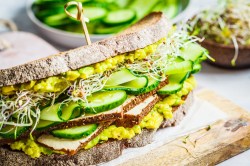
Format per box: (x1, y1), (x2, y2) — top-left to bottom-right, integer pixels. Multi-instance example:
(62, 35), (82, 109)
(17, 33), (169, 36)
(64, 1), (92, 45)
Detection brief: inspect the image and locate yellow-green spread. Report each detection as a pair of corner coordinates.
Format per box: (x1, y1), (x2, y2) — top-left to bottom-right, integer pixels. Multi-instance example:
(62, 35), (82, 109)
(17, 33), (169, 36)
(10, 138), (52, 158)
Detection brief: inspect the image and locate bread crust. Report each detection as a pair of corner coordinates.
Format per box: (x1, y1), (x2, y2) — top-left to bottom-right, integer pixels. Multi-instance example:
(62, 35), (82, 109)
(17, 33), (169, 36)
(0, 12), (170, 87)
(0, 92), (194, 166)
(0, 141), (123, 166)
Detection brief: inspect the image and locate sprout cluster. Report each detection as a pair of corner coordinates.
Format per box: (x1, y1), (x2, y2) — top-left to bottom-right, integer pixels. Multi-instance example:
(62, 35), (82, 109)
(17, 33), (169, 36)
(127, 27), (203, 80)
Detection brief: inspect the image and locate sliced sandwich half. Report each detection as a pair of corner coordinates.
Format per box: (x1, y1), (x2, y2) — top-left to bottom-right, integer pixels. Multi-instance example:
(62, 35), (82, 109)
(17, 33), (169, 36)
(0, 12), (208, 166)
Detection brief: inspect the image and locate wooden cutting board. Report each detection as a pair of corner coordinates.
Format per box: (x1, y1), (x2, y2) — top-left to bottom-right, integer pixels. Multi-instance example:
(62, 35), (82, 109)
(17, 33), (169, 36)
(120, 89), (250, 166)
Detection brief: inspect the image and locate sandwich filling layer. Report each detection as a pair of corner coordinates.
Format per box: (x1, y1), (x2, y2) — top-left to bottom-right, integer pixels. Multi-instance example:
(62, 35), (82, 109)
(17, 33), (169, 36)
(10, 76), (196, 158)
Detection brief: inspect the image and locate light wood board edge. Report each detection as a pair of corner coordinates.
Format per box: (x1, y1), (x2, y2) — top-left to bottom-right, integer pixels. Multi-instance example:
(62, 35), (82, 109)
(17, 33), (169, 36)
(119, 89), (250, 166)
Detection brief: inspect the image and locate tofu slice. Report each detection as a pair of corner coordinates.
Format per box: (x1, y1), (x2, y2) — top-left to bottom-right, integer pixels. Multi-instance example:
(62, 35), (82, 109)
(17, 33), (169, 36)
(37, 123), (110, 155)
(115, 95), (160, 128)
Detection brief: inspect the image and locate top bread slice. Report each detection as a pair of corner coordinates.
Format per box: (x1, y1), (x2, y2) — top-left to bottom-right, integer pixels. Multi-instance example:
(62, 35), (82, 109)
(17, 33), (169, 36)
(0, 12), (170, 87)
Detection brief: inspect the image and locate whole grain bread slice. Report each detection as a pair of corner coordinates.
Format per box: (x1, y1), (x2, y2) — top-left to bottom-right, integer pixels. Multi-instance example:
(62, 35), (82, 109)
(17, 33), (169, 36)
(0, 92), (194, 166)
(0, 12), (170, 87)
(0, 140), (123, 166)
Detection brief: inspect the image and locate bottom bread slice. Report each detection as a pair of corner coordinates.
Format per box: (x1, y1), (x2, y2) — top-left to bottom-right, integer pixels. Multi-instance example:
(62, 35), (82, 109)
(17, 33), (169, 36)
(0, 140), (123, 166)
(0, 92), (194, 166)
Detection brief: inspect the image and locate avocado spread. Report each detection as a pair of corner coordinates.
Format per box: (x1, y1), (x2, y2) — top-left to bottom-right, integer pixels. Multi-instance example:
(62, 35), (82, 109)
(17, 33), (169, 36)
(10, 138), (53, 158)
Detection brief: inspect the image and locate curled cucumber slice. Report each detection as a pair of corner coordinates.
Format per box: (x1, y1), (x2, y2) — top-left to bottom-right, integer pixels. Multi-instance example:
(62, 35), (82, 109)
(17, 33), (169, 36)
(127, 76), (160, 95)
(40, 102), (83, 122)
(40, 103), (64, 122)
(141, 76), (161, 94)
(105, 68), (149, 95)
(105, 68), (140, 86)
(105, 76), (148, 95)
(60, 102), (83, 121)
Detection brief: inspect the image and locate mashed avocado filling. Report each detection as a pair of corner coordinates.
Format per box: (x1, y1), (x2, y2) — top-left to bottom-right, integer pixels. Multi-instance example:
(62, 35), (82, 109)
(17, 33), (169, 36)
(9, 76), (196, 158)
(1, 39), (164, 95)
(10, 138), (53, 158)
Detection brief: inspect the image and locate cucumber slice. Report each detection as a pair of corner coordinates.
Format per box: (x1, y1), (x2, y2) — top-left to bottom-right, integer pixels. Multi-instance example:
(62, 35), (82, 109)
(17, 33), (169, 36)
(129, 0), (159, 19)
(35, 7), (65, 20)
(114, 0), (131, 8)
(82, 1), (109, 9)
(85, 90), (127, 114)
(44, 13), (71, 26)
(94, 24), (126, 34)
(0, 126), (29, 139)
(51, 124), (98, 139)
(181, 43), (206, 62)
(153, 0), (179, 18)
(40, 103), (64, 122)
(165, 61), (193, 75)
(70, 6), (107, 22)
(162, 5), (179, 19)
(157, 83), (183, 95)
(36, 120), (59, 131)
(105, 68), (140, 86)
(103, 9), (136, 25)
(157, 72), (190, 95)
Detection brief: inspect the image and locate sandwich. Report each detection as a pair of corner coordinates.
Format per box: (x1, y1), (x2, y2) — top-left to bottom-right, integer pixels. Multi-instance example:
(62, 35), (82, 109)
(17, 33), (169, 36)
(0, 12), (208, 166)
